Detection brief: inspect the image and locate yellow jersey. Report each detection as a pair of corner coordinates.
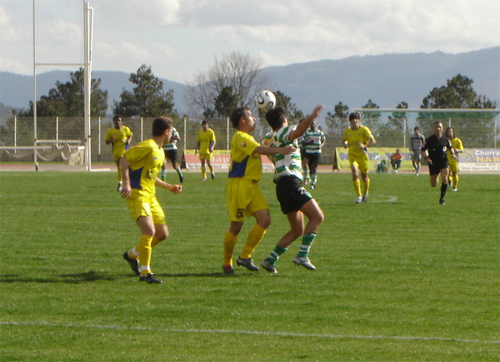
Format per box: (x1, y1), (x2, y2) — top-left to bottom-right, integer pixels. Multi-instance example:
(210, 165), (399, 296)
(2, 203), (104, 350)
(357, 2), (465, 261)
(343, 126), (374, 157)
(196, 128), (216, 154)
(124, 139), (164, 195)
(228, 131), (262, 181)
(447, 137), (464, 163)
(105, 126), (133, 158)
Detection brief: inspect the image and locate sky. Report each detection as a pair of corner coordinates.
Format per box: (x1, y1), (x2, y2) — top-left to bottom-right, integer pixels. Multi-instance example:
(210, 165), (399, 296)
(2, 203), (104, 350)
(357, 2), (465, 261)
(1, 0), (499, 84)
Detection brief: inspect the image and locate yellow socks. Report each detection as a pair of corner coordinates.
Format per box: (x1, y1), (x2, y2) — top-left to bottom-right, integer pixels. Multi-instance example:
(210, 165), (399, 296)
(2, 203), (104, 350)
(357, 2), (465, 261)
(363, 178), (370, 195)
(136, 235), (153, 276)
(240, 224), (267, 259)
(223, 231), (238, 266)
(353, 179), (362, 197)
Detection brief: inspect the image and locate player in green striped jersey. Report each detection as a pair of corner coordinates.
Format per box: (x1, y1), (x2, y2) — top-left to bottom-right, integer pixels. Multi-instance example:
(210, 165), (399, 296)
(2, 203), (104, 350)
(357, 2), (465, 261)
(302, 120), (326, 189)
(260, 105), (325, 273)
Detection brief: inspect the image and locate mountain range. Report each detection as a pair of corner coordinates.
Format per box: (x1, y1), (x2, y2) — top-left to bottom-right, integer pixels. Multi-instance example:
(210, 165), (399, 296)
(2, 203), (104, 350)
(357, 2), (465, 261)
(1, 47), (498, 124)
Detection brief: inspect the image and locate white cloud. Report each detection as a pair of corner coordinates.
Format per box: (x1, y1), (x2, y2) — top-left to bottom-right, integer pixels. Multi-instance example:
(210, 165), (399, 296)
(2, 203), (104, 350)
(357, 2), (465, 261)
(0, 0), (498, 83)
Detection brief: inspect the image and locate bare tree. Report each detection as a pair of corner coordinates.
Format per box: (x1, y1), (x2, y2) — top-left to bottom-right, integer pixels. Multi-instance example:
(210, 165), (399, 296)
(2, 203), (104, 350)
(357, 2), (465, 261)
(185, 51), (271, 118)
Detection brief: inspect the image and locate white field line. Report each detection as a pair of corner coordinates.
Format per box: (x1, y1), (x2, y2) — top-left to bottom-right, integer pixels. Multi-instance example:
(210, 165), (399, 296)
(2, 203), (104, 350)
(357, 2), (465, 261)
(1, 320), (498, 345)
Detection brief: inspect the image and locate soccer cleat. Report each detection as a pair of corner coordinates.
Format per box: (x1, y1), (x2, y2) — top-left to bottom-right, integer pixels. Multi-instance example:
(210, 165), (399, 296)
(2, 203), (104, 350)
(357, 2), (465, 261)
(293, 256), (316, 270)
(211, 172), (215, 179)
(304, 179), (309, 185)
(356, 196), (362, 204)
(452, 187), (457, 192)
(139, 273), (162, 284)
(310, 183), (316, 190)
(236, 257), (259, 271)
(222, 265), (235, 274)
(179, 174), (184, 183)
(201, 177), (207, 181)
(260, 260), (278, 274)
(117, 183), (122, 192)
(439, 199), (446, 205)
(123, 251), (140, 275)
(362, 193), (368, 203)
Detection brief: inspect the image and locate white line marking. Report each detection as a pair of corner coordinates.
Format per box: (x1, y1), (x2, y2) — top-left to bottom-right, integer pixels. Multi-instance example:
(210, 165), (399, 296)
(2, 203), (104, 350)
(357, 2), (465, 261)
(1, 320), (498, 345)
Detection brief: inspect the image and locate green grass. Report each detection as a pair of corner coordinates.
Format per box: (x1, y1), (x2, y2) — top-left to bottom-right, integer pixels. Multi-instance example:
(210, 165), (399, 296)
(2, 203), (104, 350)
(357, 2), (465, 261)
(0, 170), (499, 361)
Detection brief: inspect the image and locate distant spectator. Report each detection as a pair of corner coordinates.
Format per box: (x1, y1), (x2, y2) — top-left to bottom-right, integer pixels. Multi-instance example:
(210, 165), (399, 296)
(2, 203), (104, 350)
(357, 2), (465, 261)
(390, 148), (404, 173)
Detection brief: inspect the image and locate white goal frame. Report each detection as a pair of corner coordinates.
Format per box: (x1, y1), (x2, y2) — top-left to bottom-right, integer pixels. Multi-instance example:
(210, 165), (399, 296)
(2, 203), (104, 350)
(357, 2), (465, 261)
(33, 0), (94, 171)
(353, 108), (499, 149)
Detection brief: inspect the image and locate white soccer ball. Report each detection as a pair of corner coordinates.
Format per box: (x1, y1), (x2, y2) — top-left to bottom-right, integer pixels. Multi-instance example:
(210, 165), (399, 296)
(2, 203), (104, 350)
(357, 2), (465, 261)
(255, 90), (276, 111)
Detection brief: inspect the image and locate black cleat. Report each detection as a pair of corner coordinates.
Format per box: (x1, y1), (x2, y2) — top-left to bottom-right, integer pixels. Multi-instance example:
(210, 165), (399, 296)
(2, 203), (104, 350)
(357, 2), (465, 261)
(236, 257), (259, 271)
(123, 251), (140, 275)
(439, 199), (446, 205)
(139, 273), (162, 284)
(222, 265), (235, 274)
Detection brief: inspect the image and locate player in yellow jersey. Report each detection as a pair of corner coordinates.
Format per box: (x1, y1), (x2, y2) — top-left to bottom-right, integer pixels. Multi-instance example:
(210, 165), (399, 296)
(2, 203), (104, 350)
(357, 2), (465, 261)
(105, 115), (133, 191)
(343, 112), (376, 203)
(120, 116), (182, 284)
(222, 107), (295, 274)
(195, 120), (216, 180)
(446, 127), (464, 191)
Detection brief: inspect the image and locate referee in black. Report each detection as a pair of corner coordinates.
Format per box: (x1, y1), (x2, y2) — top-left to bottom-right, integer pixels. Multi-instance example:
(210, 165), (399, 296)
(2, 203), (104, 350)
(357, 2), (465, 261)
(420, 121), (456, 205)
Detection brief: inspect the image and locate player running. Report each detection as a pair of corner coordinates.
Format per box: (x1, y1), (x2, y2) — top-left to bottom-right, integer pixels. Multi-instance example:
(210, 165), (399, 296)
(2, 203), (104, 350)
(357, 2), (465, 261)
(105, 115), (133, 191)
(342, 112), (376, 203)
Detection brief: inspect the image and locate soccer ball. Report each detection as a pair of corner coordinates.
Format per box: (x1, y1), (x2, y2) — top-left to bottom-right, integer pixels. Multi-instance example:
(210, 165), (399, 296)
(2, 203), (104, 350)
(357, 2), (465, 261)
(255, 90), (276, 111)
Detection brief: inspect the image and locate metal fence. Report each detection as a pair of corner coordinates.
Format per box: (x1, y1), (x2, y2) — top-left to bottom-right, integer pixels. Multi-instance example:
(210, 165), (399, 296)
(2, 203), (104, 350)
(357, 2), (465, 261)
(1, 109), (498, 165)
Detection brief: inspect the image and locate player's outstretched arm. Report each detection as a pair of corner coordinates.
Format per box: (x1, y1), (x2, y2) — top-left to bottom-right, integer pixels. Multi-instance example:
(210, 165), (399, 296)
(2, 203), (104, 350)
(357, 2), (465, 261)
(254, 145), (296, 156)
(156, 178), (182, 194)
(289, 105), (324, 140)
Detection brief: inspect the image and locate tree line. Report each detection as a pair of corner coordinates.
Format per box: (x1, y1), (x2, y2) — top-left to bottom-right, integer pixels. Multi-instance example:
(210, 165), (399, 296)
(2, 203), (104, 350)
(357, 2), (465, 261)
(1, 51), (497, 149)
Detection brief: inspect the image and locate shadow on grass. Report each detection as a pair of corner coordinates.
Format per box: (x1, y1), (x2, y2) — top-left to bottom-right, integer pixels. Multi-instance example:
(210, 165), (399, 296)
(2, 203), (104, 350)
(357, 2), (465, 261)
(158, 271), (258, 278)
(0, 270), (257, 283)
(0, 271), (125, 284)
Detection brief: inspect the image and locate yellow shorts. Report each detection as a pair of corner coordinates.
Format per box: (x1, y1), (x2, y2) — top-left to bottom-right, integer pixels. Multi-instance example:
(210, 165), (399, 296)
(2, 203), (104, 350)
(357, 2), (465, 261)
(449, 160), (459, 173)
(226, 178), (268, 222)
(199, 152), (213, 161)
(126, 190), (166, 224)
(113, 149), (126, 163)
(349, 153), (369, 173)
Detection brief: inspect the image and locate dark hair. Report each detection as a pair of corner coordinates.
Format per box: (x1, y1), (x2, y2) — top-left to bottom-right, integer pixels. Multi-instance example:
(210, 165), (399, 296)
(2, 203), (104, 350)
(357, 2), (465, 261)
(201, 120), (208, 125)
(349, 112), (361, 122)
(230, 107), (249, 129)
(446, 127), (454, 136)
(113, 115), (122, 122)
(265, 107), (286, 131)
(152, 116), (172, 137)
(414, 126), (420, 131)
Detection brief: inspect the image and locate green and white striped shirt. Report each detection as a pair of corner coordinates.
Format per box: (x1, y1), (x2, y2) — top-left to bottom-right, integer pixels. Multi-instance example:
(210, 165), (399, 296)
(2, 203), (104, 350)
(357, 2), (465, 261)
(303, 129), (325, 154)
(264, 126), (303, 183)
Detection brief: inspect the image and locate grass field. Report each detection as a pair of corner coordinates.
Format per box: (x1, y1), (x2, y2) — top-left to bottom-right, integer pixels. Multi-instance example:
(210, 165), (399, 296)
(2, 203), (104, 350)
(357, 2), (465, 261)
(0, 169), (499, 361)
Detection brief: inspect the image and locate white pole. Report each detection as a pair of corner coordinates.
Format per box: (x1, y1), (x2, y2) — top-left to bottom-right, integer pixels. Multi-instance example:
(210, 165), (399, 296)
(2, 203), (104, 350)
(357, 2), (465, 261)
(14, 115), (17, 154)
(183, 116), (187, 150)
(141, 117), (144, 141)
(83, 1), (94, 171)
(403, 117), (407, 149)
(98, 116), (101, 159)
(33, 0), (38, 171)
(226, 116), (229, 150)
(56, 116), (59, 147)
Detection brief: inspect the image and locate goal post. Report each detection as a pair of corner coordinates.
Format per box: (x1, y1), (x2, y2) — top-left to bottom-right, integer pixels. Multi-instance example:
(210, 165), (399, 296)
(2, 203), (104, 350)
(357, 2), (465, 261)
(32, 0), (94, 171)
